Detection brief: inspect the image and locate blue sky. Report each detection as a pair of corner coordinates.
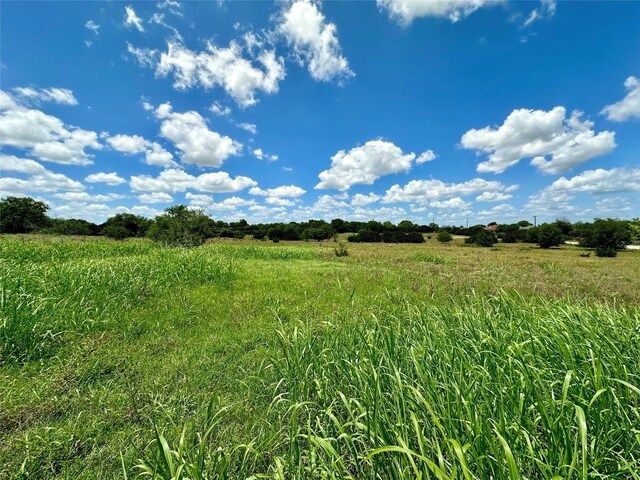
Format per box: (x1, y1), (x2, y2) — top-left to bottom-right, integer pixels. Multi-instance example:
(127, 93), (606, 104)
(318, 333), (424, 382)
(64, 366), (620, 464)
(1, 0), (638, 225)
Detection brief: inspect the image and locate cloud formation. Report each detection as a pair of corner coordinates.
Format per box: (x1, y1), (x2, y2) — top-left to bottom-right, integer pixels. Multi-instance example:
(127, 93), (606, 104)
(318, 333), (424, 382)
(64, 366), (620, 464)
(461, 107), (616, 174)
(316, 139), (417, 190)
(278, 0), (353, 82)
(602, 76), (640, 122)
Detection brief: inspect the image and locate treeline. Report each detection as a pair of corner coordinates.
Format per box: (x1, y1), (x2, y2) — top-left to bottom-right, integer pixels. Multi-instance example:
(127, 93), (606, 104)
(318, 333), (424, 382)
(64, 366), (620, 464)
(0, 196), (637, 256)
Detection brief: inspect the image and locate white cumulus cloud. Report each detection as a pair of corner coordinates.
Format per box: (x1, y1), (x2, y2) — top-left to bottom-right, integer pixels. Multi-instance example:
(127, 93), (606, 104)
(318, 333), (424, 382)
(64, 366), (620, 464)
(316, 139), (416, 191)
(0, 90), (101, 165)
(85, 172), (126, 185)
(383, 178), (515, 203)
(155, 103), (241, 167)
(461, 106), (616, 174)
(139, 40), (286, 108)
(602, 76), (640, 122)
(107, 133), (177, 167)
(249, 185), (306, 197)
(278, 0), (353, 82)
(130, 168), (257, 194)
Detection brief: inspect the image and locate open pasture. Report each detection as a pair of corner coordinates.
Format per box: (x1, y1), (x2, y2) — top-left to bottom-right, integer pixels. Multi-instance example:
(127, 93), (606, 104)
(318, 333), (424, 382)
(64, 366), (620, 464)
(1, 236), (639, 479)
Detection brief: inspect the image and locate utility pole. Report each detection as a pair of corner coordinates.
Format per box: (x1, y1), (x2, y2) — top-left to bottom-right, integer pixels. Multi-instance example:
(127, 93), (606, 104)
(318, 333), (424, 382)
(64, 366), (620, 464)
(533, 216), (537, 227)
(466, 218), (469, 228)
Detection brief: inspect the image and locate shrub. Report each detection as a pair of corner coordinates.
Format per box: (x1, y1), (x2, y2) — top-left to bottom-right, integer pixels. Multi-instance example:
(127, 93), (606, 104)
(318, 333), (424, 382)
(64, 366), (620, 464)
(333, 243), (349, 257)
(348, 229), (381, 243)
(501, 231), (517, 243)
(466, 230), (497, 247)
(437, 231), (453, 243)
(595, 246), (617, 258)
(147, 205), (215, 247)
(537, 224), (564, 248)
(578, 218), (632, 257)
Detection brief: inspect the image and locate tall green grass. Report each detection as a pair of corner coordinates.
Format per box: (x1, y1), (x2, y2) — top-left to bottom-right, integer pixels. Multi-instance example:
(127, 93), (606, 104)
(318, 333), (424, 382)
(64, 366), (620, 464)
(1, 242), (236, 364)
(137, 294), (640, 479)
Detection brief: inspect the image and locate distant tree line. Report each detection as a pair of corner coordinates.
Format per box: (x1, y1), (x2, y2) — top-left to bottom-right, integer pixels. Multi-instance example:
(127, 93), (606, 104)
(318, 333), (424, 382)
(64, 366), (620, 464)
(0, 196), (636, 256)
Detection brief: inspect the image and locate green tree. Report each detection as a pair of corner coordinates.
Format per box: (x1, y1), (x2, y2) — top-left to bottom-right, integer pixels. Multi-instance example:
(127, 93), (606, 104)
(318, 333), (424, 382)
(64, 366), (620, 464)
(579, 218), (632, 257)
(465, 230), (497, 247)
(0, 196), (50, 233)
(147, 205), (215, 247)
(437, 231), (453, 243)
(101, 213), (152, 239)
(537, 224), (564, 248)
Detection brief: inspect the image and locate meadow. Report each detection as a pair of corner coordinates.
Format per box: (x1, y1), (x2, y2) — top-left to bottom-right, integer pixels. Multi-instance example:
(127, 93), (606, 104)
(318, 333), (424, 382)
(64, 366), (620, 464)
(1, 235), (639, 479)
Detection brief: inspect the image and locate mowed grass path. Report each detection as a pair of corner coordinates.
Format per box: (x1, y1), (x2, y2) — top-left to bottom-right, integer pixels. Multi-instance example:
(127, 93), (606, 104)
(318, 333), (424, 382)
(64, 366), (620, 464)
(0, 236), (639, 478)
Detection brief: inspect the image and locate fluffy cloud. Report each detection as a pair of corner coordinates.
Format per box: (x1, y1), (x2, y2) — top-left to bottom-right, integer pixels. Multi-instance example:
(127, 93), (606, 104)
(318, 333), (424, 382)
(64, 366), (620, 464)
(13, 87), (78, 106)
(416, 149), (436, 164)
(141, 40), (285, 107)
(476, 203), (517, 220)
(138, 192), (173, 204)
(155, 103), (241, 167)
(265, 197), (295, 206)
(377, 0), (500, 25)
(210, 102), (231, 116)
(0, 91), (101, 165)
(475, 191), (513, 202)
(278, 0), (353, 82)
(461, 107), (616, 174)
(130, 168), (257, 194)
(0, 167), (83, 196)
(53, 191), (124, 202)
(545, 167), (640, 194)
(316, 139), (416, 190)
(383, 178), (515, 203)
(124, 5), (145, 32)
(0, 154), (47, 174)
(85, 172), (126, 185)
(249, 185), (306, 197)
(208, 196), (256, 211)
(351, 192), (380, 207)
(185, 192), (213, 207)
(428, 197), (471, 209)
(252, 148), (278, 161)
(525, 168), (640, 217)
(601, 76), (640, 122)
(107, 133), (177, 167)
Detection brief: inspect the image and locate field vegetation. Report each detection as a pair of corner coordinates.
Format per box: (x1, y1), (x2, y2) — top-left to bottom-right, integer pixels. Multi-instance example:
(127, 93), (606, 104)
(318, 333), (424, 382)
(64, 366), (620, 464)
(1, 234), (639, 479)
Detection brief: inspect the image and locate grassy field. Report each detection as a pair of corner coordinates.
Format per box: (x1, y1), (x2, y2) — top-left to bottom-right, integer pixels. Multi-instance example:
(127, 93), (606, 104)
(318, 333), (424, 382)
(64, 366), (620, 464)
(1, 235), (639, 479)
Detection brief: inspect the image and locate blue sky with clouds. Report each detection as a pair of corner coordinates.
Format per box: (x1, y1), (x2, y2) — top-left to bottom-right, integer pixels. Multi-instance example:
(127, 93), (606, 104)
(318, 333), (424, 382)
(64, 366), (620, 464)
(1, 0), (638, 225)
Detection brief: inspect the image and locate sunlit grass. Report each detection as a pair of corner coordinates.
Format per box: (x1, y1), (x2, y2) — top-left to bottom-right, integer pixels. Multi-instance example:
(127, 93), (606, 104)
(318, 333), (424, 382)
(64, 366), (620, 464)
(1, 236), (639, 479)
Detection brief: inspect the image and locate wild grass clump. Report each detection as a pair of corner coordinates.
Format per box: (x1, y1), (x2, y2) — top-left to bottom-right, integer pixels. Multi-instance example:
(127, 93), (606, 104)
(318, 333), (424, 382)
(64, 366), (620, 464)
(206, 243), (321, 261)
(332, 243), (349, 257)
(1, 242), (237, 364)
(413, 253), (448, 264)
(137, 293), (640, 478)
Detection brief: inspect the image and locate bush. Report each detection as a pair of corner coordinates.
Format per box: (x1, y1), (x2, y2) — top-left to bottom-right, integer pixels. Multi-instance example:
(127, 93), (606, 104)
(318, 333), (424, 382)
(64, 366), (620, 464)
(501, 231), (517, 243)
(101, 213), (152, 239)
(595, 246), (617, 258)
(578, 218), (632, 257)
(147, 205), (215, 247)
(537, 224), (564, 248)
(348, 229), (381, 243)
(437, 231), (453, 243)
(466, 230), (497, 247)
